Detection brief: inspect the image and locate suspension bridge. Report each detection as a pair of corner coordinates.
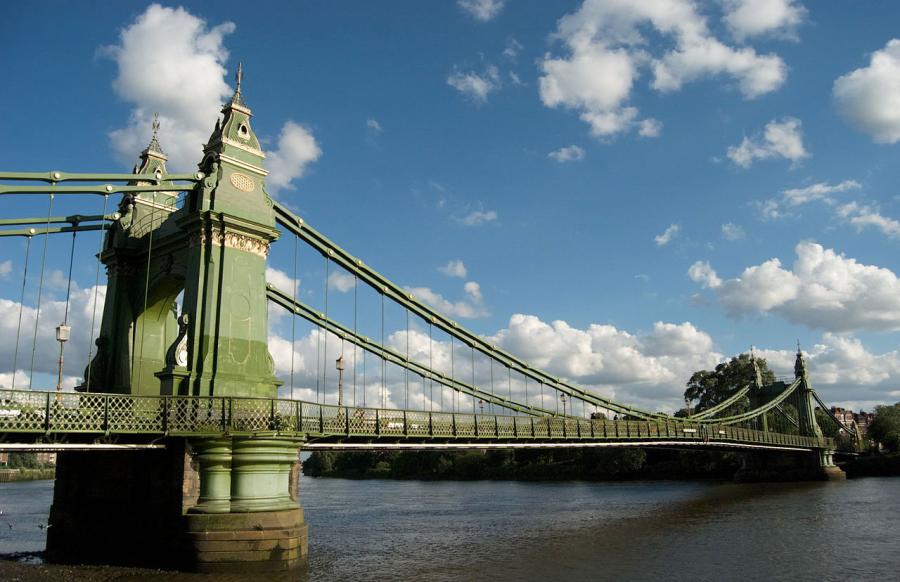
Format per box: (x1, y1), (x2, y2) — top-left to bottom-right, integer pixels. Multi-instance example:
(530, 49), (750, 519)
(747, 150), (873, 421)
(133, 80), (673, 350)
(0, 68), (853, 572)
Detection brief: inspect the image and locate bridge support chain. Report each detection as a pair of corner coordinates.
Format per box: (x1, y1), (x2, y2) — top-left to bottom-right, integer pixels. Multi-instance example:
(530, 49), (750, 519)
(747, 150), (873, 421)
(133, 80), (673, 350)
(733, 449), (846, 482)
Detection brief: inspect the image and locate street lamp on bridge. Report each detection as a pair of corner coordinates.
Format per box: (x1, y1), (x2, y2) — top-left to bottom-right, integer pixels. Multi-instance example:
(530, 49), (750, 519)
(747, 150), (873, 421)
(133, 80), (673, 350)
(336, 355), (345, 407)
(55, 323), (70, 392)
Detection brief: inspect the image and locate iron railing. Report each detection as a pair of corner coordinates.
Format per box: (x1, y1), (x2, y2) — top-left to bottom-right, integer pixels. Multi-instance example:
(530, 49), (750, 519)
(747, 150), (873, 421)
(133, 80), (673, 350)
(0, 389), (832, 449)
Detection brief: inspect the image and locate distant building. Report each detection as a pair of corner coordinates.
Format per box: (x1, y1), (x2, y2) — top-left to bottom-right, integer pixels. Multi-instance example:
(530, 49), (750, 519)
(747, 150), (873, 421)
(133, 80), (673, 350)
(36, 452), (57, 466)
(830, 407), (876, 439)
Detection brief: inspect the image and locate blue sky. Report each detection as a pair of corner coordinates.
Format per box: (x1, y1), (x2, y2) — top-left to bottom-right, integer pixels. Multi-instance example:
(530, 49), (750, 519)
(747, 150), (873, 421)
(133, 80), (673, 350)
(2, 1), (900, 412)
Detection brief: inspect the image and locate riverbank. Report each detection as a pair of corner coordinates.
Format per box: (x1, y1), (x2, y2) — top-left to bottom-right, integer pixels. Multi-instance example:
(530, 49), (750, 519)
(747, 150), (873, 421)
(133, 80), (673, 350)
(0, 468), (55, 482)
(302, 448), (742, 481)
(841, 453), (900, 477)
(0, 557), (219, 582)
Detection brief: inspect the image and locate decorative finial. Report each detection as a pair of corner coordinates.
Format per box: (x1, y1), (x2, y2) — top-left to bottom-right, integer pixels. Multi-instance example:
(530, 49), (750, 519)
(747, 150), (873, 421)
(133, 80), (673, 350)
(236, 62), (243, 93)
(794, 340), (807, 379)
(143, 112), (165, 156)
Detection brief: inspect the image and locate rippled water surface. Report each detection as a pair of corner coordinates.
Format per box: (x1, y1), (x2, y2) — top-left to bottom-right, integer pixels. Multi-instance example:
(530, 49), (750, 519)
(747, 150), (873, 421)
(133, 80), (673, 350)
(1, 477), (897, 581)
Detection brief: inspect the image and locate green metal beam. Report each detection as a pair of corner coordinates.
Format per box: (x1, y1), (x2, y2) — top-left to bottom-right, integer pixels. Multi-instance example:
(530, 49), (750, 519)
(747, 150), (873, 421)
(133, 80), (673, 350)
(273, 202), (670, 422)
(266, 284), (566, 417)
(0, 171), (203, 183)
(0, 213), (119, 227)
(0, 223), (107, 237)
(688, 384), (751, 420)
(0, 184), (195, 196)
(699, 378), (802, 425)
(774, 403), (800, 428)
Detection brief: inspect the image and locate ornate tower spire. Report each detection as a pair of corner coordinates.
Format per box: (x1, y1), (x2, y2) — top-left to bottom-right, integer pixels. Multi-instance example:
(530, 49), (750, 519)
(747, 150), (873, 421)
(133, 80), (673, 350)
(134, 113), (168, 175)
(750, 346), (763, 389)
(230, 61), (247, 108)
(204, 62), (263, 163)
(794, 340), (807, 380)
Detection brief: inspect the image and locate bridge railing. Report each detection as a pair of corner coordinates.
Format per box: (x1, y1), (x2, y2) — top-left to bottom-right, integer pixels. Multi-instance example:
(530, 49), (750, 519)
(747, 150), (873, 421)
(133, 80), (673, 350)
(0, 389), (832, 450)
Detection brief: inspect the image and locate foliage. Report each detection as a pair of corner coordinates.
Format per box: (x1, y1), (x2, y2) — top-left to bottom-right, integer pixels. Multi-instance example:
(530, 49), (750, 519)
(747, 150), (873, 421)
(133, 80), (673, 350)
(302, 451), (337, 476)
(685, 353), (775, 412)
(7, 452), (40, 469)
(815, 409), (840, 438)
(868, 403), (900, 452)
(302, 447), (742, 481)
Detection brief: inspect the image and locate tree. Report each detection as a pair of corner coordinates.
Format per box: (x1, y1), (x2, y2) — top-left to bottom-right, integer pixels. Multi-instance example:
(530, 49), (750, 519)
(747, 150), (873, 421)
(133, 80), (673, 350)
(868, 403), (900, 452)
(302, 451), (337, 476)
(685, 353), (775, 412)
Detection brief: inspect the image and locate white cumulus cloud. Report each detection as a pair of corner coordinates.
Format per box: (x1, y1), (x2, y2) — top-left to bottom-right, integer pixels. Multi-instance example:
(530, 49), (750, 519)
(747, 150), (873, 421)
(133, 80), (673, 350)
(692, 242), (900, 332)
(757, 179), (861, 220)
(366, 118), (383, 135)
(327, 271), (356, 293)
(265, 121), (322, 196)
(266, 267), (300, 295)
(727, 117), (808, 168)
(688, 261), (722, 289)
(834, 39), (900, 144)
(458, 0), (506, 22)
(103, 4), (235, 171)
(406, 281), (488, 319)
(655, 223), (680, 246)
(447, 65), (501, 103)
(548, 145), (586, 163)
(539, 0), (787, 138)
(721, 222), (746, 241)
(456, 209), (498, 227)
(438, 260), (468, 278)
(722, 0), (807, 41)
(837, 202), (900, 240)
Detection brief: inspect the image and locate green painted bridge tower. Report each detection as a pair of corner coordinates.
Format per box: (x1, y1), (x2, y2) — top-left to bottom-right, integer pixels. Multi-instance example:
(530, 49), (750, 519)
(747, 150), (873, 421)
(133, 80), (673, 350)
(48, 67), (307, 572)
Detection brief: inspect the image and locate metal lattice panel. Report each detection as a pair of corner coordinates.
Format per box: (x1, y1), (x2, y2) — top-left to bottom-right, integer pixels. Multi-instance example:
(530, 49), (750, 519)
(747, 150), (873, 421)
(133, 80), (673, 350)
(0, 389), (837, 452)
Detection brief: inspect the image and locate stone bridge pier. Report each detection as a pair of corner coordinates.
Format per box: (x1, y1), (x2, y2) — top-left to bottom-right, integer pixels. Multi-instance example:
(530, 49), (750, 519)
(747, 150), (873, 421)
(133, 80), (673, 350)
(47, 437), (307, 572)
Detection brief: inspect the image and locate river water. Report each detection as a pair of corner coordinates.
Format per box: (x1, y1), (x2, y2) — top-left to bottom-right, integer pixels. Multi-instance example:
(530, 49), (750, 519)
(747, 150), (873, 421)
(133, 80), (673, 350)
(0, 477), (897, 581)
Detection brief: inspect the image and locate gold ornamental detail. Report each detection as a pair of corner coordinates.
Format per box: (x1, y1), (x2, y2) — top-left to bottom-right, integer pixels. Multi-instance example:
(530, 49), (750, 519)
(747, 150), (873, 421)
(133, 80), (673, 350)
(189, 230), (269, 257)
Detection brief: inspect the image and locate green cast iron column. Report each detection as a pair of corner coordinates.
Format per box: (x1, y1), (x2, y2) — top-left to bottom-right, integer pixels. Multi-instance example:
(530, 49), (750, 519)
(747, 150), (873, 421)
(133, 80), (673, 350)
(190, 437), (233, 514)
(230, 438), (303, 512)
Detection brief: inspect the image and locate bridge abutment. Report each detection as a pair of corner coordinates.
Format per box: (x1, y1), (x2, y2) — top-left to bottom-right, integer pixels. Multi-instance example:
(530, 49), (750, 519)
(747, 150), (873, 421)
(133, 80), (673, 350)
(46, 437), (307, 573)
(733, 449), (846, 482)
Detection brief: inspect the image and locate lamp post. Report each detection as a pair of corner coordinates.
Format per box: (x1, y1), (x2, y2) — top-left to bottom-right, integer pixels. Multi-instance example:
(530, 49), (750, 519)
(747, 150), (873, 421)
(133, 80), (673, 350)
(335, 355), (344, 407)
(560, 393), (567, 416)
(55, 323), (70, 392)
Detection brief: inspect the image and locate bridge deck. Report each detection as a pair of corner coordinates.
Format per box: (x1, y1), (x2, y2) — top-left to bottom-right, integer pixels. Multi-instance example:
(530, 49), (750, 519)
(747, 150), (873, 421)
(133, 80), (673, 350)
(0, 389), (832, 451)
